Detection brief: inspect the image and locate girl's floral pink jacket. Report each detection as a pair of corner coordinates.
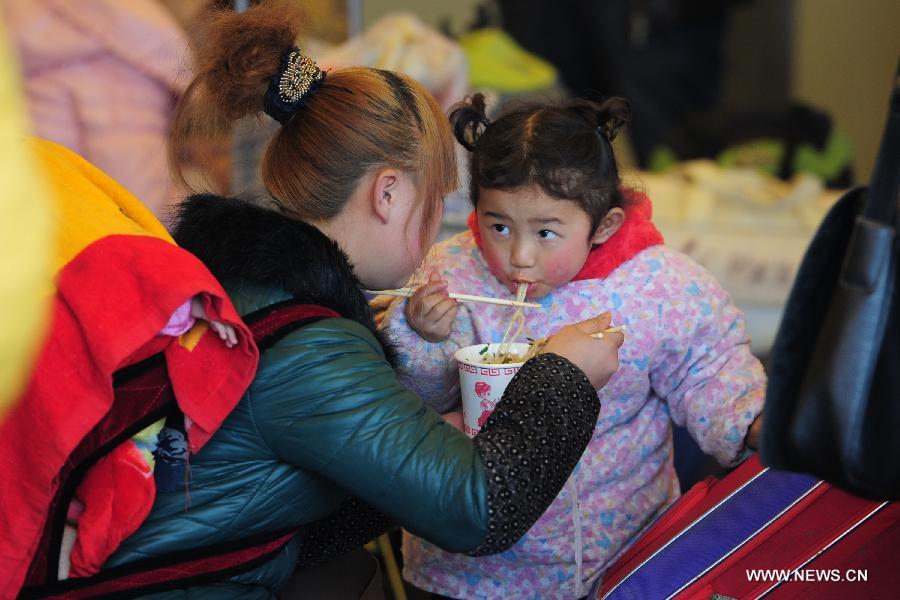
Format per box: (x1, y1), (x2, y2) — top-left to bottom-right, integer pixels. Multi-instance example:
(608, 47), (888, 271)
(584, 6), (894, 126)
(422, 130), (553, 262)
(380, 197), (765, 599)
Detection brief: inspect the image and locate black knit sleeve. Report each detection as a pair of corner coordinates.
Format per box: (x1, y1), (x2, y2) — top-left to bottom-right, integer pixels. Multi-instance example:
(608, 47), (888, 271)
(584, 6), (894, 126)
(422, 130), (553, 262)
(468, 352), (599, 556)
(296, 495), (396, 568)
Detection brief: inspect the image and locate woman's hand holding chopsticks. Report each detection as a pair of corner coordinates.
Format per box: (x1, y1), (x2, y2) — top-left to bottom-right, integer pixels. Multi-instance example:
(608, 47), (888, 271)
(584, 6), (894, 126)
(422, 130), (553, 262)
(542, 313), (624, 389)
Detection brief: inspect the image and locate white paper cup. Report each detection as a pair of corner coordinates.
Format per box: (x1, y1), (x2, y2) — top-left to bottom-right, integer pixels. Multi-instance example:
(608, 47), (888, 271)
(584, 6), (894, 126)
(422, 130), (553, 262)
(455, 342), (531, 437)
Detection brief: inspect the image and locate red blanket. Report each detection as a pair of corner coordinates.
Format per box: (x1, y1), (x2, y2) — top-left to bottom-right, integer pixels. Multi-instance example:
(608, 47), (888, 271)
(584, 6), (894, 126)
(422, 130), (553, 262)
(0, 140), (259, 597)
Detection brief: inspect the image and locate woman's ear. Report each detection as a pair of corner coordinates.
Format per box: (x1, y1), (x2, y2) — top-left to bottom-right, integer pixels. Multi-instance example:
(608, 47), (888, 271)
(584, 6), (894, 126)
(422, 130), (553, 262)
(371, 169), (400, 224)
(591, 208), (625, 245)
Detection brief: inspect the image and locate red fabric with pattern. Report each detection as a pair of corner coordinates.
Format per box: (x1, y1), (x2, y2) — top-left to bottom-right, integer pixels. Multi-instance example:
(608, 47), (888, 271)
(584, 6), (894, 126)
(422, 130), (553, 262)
(0, 235), (259, 597)
(15, 303), (338, 599)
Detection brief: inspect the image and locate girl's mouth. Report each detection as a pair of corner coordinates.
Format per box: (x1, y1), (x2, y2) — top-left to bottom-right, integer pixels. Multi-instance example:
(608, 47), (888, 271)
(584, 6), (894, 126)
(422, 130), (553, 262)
(509, 279), (537, 298)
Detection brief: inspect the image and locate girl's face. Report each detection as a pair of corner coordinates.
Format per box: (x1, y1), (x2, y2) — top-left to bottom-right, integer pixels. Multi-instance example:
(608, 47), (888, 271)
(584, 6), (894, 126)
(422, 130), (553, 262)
(477, 186), (599, 299)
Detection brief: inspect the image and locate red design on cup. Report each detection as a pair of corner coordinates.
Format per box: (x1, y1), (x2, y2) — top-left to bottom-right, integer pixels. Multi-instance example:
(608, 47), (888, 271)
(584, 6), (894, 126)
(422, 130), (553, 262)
(477, 398), (496, 428)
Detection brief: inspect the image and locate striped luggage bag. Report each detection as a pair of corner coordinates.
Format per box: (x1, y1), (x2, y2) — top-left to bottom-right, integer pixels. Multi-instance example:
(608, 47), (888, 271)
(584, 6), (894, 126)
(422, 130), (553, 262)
(593, 455), (900, 600)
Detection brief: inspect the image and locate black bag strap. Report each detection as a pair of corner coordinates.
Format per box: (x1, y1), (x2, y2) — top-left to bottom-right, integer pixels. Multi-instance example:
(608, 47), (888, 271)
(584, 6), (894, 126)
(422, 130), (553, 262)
(863, 58), (900, 225)
(242, 299), (341, 350)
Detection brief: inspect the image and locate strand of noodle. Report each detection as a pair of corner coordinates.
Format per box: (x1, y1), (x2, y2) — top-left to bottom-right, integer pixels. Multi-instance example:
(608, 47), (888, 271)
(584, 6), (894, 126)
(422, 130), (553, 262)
(496, 283), (528, 360)
(481, 314), (519, 364)
(520, 337), (548, 362)
(483, 294), (524, 364)
(496, 312), (524, 361)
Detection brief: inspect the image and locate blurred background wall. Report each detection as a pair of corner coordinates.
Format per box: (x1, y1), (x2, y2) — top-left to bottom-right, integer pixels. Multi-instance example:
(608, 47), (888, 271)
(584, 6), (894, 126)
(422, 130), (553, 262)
(361, 0), (480, 35)
(363, 0), (899, 180)
(791, 0), (900, 181)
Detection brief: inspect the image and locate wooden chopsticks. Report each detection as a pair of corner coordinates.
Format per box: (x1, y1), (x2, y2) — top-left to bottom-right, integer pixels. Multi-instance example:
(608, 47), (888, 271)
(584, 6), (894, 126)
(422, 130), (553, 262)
(591, 325), (627, 339)
(366, 287), (542, 308)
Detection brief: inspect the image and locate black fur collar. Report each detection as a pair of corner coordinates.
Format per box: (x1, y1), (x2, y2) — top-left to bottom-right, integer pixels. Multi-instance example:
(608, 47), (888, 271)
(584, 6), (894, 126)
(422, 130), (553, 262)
(173, 194), (397, 365)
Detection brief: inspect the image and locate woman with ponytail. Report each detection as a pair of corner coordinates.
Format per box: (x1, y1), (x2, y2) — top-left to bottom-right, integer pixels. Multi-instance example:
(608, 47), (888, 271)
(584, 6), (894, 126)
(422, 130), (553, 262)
(381, 94), (766, 598)
(100, 3), (623, 597)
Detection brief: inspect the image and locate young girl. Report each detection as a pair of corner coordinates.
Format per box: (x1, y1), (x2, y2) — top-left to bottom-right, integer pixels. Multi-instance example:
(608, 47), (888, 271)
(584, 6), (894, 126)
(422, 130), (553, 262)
(381, 95), (766, 599)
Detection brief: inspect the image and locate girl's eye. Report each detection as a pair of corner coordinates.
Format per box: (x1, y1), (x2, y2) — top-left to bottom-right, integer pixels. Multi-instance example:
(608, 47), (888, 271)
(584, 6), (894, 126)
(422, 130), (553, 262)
(538, 230), (559, 240)
(492, 224), (510, 236)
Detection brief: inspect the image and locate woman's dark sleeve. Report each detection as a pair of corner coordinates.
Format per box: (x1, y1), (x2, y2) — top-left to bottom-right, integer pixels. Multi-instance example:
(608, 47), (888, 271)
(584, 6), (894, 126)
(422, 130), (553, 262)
(296, 496), (395, 568)
(468, 352), (599, 554)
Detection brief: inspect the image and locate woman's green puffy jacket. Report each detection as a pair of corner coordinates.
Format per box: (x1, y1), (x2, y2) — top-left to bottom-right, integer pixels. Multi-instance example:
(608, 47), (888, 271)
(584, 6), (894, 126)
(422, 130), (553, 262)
(105, 196), (601, 598)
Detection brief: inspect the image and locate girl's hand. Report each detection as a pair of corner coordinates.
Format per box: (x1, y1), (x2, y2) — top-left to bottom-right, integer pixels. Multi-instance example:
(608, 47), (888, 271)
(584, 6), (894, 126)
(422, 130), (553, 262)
(541, 313), (624, 389)
(190, 297), (238, 348)
(405, 270), (458, 343)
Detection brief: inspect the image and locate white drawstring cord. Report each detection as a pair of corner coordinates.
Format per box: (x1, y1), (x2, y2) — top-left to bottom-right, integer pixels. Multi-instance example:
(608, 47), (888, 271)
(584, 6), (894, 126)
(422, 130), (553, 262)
(568, 476), (584, 598)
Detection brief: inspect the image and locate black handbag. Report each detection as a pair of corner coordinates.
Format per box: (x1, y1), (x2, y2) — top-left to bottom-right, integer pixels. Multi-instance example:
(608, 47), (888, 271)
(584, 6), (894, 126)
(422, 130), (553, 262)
(761, 61), (900, 500)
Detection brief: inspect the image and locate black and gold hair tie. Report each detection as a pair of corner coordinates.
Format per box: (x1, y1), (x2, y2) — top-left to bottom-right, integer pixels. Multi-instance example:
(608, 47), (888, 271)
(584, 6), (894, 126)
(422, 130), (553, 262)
(263, 47), (325, 125)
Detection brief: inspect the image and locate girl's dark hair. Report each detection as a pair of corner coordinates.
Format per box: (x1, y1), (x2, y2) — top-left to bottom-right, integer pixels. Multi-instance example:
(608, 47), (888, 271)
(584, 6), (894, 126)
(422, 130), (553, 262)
(450, 94), (631, 234)
(170, 1), (456, 244)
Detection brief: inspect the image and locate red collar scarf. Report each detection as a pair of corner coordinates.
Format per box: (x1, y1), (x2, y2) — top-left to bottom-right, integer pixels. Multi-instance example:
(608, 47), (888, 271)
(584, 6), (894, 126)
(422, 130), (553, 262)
(467, 190), (664, 281)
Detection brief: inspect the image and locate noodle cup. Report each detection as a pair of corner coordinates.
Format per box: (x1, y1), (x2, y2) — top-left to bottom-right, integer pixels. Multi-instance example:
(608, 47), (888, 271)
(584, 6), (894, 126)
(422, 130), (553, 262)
(455, 342), (531, 437)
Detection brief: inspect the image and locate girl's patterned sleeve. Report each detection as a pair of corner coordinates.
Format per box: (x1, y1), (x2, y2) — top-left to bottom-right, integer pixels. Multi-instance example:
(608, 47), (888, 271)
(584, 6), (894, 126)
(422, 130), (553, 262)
(648, 255), (766, 467)
(380, 298), (478, 414)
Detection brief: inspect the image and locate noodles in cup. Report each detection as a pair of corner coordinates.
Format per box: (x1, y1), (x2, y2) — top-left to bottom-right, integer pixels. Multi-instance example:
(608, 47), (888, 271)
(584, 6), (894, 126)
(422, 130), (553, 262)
(486, 283), (529, 363)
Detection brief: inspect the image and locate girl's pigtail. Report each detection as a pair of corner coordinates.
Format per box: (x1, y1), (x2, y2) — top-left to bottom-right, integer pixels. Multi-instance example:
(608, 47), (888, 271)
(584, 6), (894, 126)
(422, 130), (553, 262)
(449, 93), (491, 151)
(596, 97), (631, 142)
(567, 97), (631, 142)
